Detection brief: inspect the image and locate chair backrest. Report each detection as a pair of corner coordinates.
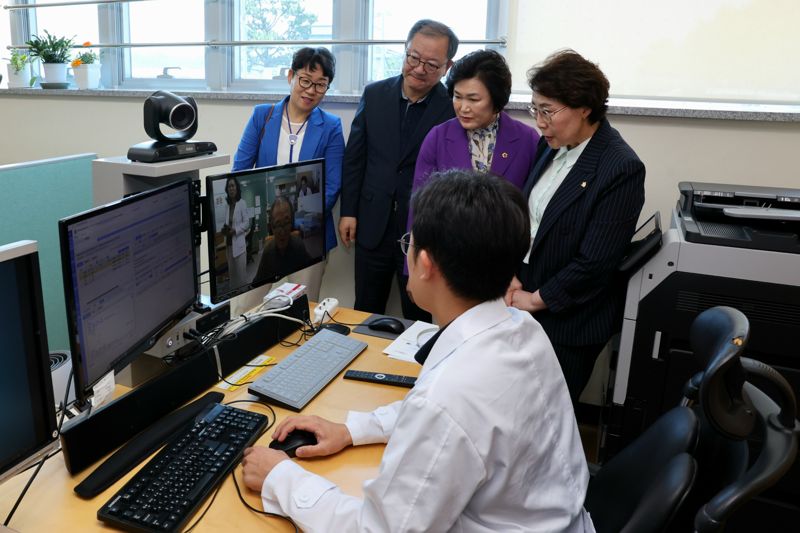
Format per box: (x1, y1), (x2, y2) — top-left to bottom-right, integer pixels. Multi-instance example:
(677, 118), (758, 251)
(693, 354), (799, 532)
(674, 305), (800, 532)
(585, 407), (698, 533)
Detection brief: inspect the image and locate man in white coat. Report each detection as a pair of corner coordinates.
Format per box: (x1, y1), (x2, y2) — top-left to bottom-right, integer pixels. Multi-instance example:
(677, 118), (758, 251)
(242, 169), (595, 532)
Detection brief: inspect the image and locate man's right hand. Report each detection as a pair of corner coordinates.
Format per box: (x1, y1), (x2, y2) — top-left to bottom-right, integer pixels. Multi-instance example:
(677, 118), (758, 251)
(271, 414), (353, 458)
(338, 216), (357, 248)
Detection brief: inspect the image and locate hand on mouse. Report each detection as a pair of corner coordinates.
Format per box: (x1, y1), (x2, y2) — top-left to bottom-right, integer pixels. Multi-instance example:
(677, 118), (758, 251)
(272, 415), (353, 458)
(241, 447), (289, 491)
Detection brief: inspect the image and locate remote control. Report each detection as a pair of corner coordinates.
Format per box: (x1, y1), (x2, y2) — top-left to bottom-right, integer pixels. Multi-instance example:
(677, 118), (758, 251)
(343, 370), (416, 388)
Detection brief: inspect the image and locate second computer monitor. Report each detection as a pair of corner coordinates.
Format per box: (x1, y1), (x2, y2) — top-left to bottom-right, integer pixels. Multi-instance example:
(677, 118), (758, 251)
(206, 159), (325, 303)
(59, 180), (198, 404)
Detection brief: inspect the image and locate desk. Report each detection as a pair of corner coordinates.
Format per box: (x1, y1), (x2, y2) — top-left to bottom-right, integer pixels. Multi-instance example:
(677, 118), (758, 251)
(0, 307), (420, 532)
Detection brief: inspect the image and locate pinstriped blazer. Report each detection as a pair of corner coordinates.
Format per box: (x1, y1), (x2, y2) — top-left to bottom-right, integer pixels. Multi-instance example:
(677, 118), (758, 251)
(519, 119), (645, 346)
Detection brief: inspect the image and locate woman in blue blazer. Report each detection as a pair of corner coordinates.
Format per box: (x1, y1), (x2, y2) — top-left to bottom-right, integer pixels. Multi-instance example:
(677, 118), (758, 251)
(506, 50), (646, 403)
(233, 47), (344, 302)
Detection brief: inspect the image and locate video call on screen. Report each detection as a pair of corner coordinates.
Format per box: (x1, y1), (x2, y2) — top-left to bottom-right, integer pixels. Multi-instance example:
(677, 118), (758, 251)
(210, 161), (324, 296)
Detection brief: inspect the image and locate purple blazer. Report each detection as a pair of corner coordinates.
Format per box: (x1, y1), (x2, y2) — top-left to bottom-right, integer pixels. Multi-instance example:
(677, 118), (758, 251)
(413, 111), (540, 192)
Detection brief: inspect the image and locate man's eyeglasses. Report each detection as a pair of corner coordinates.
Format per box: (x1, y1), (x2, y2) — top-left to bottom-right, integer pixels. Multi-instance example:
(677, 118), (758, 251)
(296, 75), (330, 94)
(527, 104), (567, 124)
(405, 53), (443, 74)
(398, 232), (414, 255)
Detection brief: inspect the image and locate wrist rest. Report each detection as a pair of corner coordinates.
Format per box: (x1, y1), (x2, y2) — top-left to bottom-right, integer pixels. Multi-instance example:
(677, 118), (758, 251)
(73, 391), (224, 499)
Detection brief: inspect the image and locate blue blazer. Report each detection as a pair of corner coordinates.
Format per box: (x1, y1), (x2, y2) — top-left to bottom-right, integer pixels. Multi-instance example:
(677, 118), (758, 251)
(232, 96), (344, 252)
(519, 119), (645, 346)
(340, 75), (455, 250)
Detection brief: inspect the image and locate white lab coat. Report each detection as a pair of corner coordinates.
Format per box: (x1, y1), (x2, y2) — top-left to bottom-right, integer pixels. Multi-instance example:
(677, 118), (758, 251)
(261, 299), (594, 532)
(225, 199), (250, 258)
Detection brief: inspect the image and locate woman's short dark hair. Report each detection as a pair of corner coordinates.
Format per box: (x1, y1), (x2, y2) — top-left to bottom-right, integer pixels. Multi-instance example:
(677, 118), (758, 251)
(446, 49), (512, 113)
(411, 169), (530, 302)
(527, 49), (609, 124)
(291, 47), (335, 82)
(226, 176), (242, 202)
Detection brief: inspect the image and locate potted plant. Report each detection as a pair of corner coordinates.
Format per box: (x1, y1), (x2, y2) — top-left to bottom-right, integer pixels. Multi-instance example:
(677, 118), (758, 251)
(71, 42), (101, 90)
(5, 49), (34, 88)
(26, 30), (74, 86)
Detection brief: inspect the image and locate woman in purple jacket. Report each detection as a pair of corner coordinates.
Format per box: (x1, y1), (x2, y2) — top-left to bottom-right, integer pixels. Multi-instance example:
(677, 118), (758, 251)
(412, 49), (539, 196)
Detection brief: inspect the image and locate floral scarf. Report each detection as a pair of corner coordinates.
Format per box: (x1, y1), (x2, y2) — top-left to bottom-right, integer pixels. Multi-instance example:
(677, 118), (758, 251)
(467, 115), (499, 173)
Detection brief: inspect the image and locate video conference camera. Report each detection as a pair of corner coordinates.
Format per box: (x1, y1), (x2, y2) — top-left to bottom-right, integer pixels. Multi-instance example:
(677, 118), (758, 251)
(127, 90), (217, 163)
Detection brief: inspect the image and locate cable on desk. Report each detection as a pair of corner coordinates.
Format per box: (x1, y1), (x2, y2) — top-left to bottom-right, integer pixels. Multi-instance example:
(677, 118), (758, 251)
(3, 367), (74, 527)
(318, 309), (365, 328)
(231, 470), (299, 533)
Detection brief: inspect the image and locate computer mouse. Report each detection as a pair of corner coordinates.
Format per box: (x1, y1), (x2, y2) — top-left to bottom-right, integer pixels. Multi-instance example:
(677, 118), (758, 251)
(367, 317), (406, 334)
(268, 429), (318, 458)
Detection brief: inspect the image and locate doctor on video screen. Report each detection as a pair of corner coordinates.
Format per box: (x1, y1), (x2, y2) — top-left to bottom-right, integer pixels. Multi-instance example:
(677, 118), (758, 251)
(222, 176), (251, 290)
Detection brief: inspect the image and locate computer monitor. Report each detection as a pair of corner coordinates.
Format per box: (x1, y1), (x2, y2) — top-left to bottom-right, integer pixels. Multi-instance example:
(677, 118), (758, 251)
(206, 159), (326, 303)
(59, 180), (198, 405)
(0, 240), (59, 485)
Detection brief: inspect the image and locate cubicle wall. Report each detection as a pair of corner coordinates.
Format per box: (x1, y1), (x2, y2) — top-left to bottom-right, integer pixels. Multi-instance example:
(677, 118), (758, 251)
(0, 154), (95, 350)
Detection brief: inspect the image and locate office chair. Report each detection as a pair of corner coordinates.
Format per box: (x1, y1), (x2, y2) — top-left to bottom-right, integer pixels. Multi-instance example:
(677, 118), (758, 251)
(584, 406), (698, 533)
(585, 305), (752, 533)
(679, 306), (800, 532)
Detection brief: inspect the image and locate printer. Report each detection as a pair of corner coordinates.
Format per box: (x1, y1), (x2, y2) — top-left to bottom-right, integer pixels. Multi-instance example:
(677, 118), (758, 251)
(603, 182), (800, 522)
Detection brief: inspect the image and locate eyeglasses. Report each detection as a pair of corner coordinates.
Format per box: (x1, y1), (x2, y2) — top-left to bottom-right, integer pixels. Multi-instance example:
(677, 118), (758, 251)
(405, 53), (444, 74)
(398, 232), (414, 255)
(295, 75), (330, 94)
(527, 104), (567, 124)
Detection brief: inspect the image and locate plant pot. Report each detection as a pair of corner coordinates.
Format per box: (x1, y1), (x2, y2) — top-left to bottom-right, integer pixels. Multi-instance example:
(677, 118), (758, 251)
(7, 63), (32, 88)
(42, 62), (68, 84)
(74, 63), (101, 90)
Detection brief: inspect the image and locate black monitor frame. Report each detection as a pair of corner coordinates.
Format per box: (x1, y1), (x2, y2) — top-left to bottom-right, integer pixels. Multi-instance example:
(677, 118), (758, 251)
(0, 240), (59, 485)
(58, 180), (198, 405)
(205, 158), (326, 304)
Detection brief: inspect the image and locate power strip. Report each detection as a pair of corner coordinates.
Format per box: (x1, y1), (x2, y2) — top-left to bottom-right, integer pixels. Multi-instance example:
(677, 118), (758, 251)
(313, 297), (339, 323)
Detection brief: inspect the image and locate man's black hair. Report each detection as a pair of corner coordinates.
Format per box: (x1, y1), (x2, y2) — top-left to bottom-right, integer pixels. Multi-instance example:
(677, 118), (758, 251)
(411, 170), (530, 302)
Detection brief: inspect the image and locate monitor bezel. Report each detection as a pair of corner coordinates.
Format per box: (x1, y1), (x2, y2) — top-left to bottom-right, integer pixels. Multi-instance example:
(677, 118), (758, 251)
(205, 158), (326, 304)
(0, 240), (59, 485)
(58, 180), (199, 404)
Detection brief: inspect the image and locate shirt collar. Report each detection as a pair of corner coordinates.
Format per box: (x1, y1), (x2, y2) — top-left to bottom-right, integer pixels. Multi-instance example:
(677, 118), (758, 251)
(414, 325), (446, 365)
(416, 299), (512, 374)
(401, 85), (431, 105)
(557, 135), (592, 166)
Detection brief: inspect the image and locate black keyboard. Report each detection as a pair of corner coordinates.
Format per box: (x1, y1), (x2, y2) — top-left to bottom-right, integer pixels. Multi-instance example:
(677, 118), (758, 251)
(97, 403), (267, 532)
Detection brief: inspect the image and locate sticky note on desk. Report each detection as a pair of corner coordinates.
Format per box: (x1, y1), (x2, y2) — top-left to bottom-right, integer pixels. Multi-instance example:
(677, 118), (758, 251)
(217, 354), (275, 391)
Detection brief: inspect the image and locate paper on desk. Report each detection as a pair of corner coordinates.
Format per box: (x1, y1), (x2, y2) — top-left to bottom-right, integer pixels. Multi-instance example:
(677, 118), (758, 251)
(383, 321), (439, 363)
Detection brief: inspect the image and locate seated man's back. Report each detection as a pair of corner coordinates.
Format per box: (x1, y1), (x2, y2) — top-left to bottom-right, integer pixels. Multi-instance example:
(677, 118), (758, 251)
(370, 299), (590, 532)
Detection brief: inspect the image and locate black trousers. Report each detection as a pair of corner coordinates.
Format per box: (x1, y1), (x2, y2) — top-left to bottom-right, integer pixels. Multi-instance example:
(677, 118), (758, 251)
(551, 342), (606, 405)
(353, 210), (431, 322)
